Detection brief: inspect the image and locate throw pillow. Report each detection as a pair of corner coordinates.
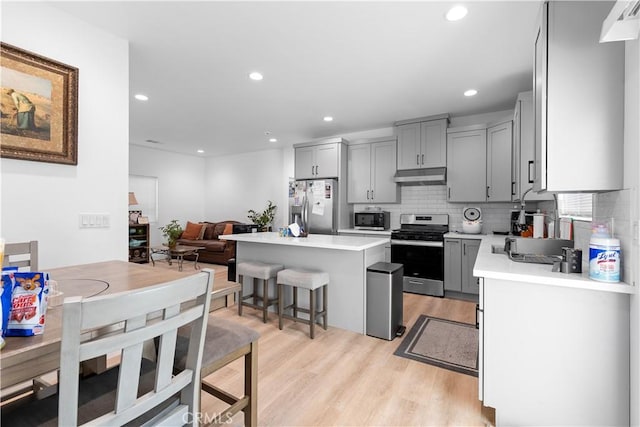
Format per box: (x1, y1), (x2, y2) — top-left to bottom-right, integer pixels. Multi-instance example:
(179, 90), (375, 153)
(223, 223), (233, 235)
(182, 221), (202, 240)
(197, 223), (207, 240)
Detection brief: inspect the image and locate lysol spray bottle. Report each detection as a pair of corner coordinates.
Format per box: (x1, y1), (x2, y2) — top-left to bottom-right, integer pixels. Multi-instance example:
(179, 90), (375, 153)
(589, 221), (620, 283)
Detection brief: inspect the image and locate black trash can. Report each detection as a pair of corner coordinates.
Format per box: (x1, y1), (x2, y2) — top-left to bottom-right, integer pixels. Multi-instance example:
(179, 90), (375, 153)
(227, 258), (236, 282)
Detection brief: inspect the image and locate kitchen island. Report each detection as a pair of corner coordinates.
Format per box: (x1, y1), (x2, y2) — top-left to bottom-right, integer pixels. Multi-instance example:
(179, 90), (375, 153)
(474, 235), (632, 426)
(220, 232), (388, 334)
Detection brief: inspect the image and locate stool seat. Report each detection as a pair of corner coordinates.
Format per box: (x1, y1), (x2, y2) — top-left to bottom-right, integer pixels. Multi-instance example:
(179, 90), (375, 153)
(277, 269), (330, 290)
(237, 261), (284, 323)
(237, 261), (284, 280)
(277, 268), (329, 339)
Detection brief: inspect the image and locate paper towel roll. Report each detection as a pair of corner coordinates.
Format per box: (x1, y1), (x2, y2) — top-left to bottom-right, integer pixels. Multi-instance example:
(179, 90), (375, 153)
(533, 213), (545, 238)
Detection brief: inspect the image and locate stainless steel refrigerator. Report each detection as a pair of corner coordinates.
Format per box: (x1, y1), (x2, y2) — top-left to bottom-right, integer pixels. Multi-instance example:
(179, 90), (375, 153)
(288, 179), (338, 235)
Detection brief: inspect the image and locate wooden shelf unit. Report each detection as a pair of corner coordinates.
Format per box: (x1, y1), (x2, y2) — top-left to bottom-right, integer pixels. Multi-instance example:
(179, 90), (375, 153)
(128, 223), (149, 263)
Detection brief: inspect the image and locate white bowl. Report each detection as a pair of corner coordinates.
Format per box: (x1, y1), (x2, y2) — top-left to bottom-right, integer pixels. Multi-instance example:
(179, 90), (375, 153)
(462, 221), (483, 234)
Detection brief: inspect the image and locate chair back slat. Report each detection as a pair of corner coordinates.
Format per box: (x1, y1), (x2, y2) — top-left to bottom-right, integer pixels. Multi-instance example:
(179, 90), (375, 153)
(80, 274), (209, 330)
(3, 240), (38, 271)
(57, 268), (214, 427)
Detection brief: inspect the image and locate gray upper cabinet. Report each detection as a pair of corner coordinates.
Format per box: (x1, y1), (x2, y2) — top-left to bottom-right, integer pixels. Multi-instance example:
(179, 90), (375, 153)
(294, 142), (339, 179)
(512, 91), (552, 202)
(347, 137), (398, 203)
(486, 120), (513, 202)
(533, 1), (623, 193)
(447, 126), (487, 202)
(395, 115), (448, 171)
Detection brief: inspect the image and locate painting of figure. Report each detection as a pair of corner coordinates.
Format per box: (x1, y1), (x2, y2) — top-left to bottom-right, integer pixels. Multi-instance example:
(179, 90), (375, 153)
(0, 43), (77, 165)
(1, 67), (52, 141)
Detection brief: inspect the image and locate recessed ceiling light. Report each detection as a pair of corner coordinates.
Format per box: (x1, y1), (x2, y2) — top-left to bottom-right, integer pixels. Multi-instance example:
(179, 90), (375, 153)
(269, 138), (277, 143)
(249, 72), (263, 81)
(464, 89), (478, 97)
(134, 94), (149, 101)
(197, 149), (204, 154)
(323, 116), (333, 122)
(446, 5), (468, 21)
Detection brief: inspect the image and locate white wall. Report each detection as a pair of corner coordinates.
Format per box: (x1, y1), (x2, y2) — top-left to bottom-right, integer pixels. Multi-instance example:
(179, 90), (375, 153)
(1, 3), (129, 269)
(129, 145), (206, 246)
(623, 37), (640, 426)
(204, 149), (288, 228)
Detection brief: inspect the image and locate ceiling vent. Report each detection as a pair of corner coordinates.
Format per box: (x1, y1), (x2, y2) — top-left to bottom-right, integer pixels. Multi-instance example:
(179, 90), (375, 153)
(600, 0), (640, 42)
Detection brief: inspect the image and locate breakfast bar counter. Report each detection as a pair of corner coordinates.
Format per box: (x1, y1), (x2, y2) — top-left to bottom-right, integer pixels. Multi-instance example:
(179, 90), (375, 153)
(221, 232), (388, 334)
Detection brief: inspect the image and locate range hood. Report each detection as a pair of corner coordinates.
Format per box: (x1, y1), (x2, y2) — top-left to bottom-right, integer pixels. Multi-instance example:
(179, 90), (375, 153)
(393, 167), (446, 185)
(600, 0), (640, 42)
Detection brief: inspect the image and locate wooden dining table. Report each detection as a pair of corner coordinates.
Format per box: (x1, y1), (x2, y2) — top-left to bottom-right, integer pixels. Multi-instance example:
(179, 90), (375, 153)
(0, 260), (188, 392)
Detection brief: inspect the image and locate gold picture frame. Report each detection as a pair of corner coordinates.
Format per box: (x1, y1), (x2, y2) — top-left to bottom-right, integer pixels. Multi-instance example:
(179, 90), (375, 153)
(0, 42), (79, 165)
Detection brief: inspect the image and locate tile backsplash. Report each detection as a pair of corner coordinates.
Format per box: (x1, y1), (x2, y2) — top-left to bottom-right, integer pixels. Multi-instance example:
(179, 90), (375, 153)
(594, 189), (633, 283)
(353, 184), (530, 233)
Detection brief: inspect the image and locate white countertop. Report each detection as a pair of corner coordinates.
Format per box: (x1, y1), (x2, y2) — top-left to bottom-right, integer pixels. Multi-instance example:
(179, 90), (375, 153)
(337, 228), (392, 236)
(220, 232), (389, 251)
(473, 235), (634, 294)
(444, 232), (488, 239)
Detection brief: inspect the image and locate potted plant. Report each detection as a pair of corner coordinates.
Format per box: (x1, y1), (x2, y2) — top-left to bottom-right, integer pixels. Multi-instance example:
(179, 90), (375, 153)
(159, 219), (183, 248)
(247, 200), (277, 231)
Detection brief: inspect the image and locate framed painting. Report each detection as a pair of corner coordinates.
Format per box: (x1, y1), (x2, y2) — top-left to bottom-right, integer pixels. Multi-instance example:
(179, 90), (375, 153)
(0, 42), (78, 165)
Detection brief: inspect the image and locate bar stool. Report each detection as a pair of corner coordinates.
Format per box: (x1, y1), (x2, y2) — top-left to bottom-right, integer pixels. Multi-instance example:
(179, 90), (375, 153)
(237, 261), (284, 323)
(277, 268), (329, 338)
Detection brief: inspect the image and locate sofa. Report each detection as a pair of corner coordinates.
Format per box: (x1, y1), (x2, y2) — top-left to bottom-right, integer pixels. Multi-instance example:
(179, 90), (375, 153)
(176, 220), (243, 265)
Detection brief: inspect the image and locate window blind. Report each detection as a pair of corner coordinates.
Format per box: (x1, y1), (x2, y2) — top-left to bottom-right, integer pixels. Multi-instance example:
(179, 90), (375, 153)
(129, 175), (158, 223)
(557, 193), (593, 221)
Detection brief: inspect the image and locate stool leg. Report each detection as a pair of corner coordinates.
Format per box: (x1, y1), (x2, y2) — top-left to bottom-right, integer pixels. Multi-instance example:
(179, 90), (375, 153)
(309, 289), (316, 339)
(278, 283), (284, 330)
(262, 278), (269, 323)
(238, 274), (244, 316)
(252, 278), (258, 307)
(293, 287), (298, 321)
(323, 284), (328, 330)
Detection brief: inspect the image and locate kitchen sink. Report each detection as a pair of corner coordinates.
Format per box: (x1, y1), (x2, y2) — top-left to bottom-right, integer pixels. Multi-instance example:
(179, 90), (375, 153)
(491, 245), (506, 254)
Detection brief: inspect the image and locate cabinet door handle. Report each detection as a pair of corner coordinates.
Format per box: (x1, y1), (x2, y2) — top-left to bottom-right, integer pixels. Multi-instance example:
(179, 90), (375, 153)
(512, 181), (516, 196)
(528, 160), (534, 183)
(416, 154), (420, 165)
(448, 187), (451, 199)
(367, 190), (370, 200)
(486, 186), (490, 199)
(371, 190), (374, 200)
(475, 304), (480, 329)
(421, 154), (424, 165)
(311, 165), (314, 176)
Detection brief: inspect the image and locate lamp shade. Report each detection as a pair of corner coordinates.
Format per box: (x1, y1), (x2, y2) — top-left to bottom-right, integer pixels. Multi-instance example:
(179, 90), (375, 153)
(128, 192), (139, 205)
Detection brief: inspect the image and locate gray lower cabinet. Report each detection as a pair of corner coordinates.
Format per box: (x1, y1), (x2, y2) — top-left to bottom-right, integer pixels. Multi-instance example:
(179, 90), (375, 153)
(444, 238), (480, 295)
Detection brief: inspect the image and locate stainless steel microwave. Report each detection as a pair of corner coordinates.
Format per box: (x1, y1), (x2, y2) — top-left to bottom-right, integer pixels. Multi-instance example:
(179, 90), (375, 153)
(354, 211), (390, 230)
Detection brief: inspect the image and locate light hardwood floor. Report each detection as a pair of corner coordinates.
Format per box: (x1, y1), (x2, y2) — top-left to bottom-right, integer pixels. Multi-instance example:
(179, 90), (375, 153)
(178, 262), (494, 427)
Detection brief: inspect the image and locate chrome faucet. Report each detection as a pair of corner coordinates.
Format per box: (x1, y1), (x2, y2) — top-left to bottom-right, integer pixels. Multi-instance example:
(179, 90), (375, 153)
(518, 187), (534, 226)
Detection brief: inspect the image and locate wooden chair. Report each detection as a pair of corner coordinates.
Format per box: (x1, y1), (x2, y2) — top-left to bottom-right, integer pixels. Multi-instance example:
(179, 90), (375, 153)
(175, 287), (259, 427)
(3, 240), (38, 271)
(1, 269), (214, 426)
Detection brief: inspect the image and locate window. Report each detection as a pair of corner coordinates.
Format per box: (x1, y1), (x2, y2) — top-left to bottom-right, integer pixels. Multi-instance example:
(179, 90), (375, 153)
(129, 175), (158, 223)
(557, 193), (592, 221)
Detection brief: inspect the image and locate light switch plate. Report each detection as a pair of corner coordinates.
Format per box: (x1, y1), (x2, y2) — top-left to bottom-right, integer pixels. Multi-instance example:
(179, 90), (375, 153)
(79, 213), (111, 228)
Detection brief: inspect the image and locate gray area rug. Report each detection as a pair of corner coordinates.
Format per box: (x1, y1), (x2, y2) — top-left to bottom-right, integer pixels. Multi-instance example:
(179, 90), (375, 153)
(394, 314), (478, 377)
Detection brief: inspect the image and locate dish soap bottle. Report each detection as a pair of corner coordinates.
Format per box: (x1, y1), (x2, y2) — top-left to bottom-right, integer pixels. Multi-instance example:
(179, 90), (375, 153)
(589, 221), (620, 283)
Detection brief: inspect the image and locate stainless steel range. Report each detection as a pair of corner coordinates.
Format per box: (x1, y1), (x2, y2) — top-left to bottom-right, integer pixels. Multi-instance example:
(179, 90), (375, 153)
(390, 213), (449, 297)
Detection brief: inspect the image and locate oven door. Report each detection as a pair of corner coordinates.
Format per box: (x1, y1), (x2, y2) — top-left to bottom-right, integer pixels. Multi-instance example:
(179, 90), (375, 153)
(390, 240), (444, 296)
